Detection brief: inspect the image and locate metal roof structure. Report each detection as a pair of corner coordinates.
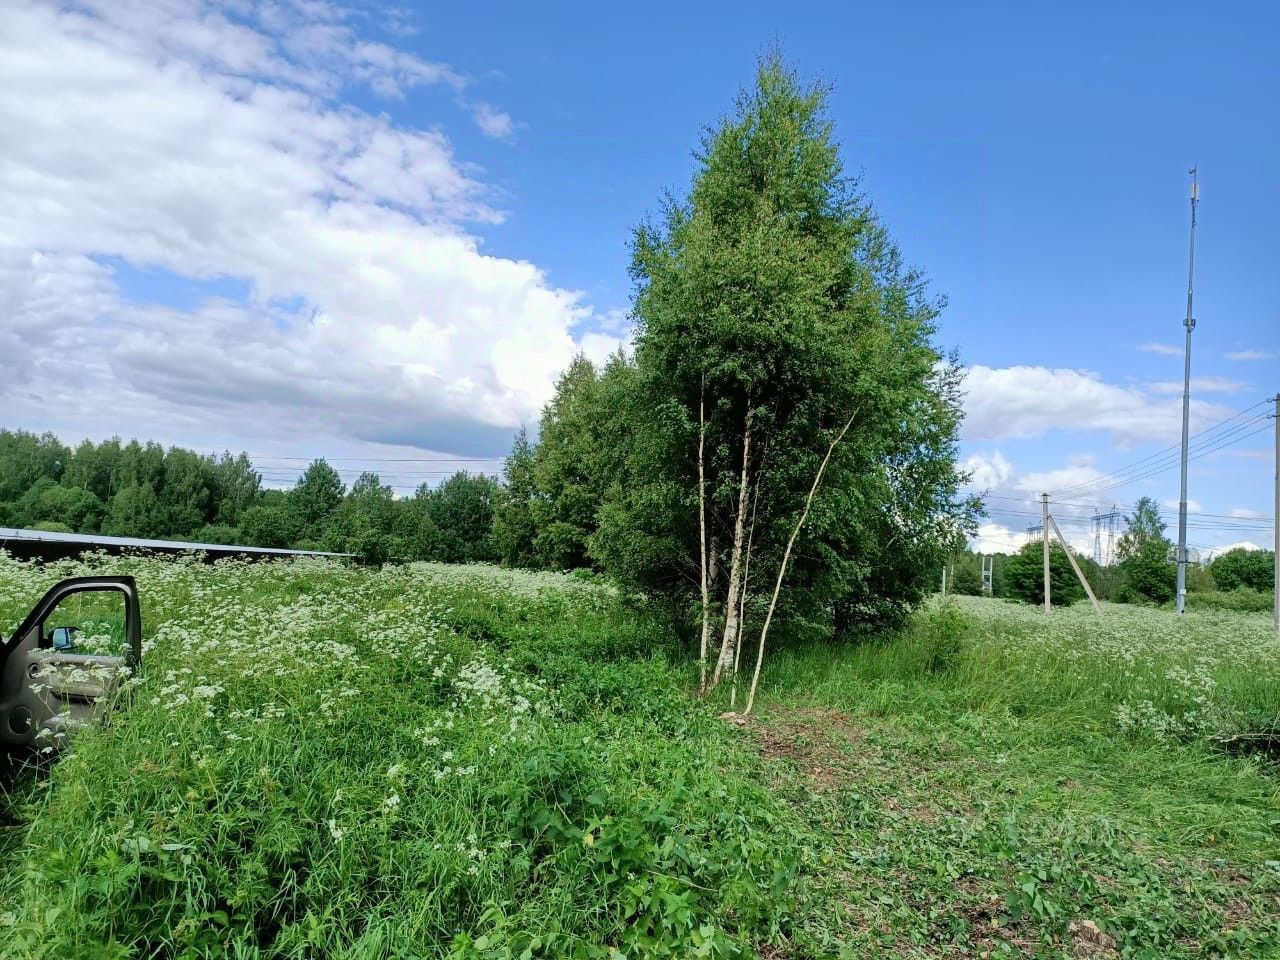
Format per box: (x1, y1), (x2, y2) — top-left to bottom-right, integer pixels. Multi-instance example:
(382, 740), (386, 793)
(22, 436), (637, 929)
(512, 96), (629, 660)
(0, 527), (353, 562)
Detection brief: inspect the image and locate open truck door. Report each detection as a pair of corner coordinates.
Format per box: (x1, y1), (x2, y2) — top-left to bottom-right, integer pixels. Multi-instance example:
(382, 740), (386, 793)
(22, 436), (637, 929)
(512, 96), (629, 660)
(0, 576), (141, 752)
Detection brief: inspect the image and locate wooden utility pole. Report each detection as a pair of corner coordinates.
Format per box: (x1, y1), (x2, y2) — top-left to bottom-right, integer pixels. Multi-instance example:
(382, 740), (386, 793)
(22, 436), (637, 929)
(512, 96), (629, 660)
(1273, 393), (1279, 637)
(1041, 493), (1051, 612)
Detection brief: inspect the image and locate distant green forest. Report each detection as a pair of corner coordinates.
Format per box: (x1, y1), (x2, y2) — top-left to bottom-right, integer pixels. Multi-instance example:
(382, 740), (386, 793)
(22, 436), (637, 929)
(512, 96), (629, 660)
(0, 428), (498, 564)
(1, 428), (1273, 611)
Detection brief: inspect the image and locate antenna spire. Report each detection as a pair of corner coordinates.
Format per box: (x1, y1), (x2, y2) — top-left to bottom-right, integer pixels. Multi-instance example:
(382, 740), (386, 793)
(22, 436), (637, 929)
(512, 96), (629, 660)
(1175, 166), (1198, 615)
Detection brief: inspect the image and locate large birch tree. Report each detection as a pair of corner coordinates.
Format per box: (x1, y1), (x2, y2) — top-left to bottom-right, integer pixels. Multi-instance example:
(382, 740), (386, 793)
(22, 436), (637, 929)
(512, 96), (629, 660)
(590, 54), (975, 691)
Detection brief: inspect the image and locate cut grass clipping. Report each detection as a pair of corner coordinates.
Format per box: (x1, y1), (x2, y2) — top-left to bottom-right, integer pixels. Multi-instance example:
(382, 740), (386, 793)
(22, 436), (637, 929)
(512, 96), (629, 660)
(1, 554), (1278, 958)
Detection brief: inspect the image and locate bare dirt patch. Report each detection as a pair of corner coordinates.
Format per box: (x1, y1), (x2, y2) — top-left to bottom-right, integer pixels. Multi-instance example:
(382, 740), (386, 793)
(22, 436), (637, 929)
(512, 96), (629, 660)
(751, 705), (869, 791)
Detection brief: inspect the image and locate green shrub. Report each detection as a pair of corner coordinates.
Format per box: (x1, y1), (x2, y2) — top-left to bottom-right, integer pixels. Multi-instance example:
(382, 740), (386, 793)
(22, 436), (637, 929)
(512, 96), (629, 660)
(1115, 553), (1176, 605)
(1003, 541), (1084, 607)
(1210, 548), (1275, 593)
(949, 559), (983, 596)
(913, 601), (968, 672)
(29, 520), (73, 533)
(1183, 587), (1275, 613)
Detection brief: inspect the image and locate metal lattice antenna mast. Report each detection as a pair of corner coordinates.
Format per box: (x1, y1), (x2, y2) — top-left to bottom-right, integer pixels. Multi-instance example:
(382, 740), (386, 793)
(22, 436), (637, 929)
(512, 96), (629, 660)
(1176, 167), (1198, 615)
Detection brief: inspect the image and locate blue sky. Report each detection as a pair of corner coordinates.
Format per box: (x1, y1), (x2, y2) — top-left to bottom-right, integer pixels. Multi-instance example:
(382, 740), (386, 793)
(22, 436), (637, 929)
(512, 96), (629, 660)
(0, 0), (1275, 553)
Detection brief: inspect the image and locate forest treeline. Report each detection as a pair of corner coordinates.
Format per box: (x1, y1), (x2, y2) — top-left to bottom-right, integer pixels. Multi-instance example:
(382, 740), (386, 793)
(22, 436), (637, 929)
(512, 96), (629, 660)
(0, 428), (498, 564)
(5, 427), (1266, 614)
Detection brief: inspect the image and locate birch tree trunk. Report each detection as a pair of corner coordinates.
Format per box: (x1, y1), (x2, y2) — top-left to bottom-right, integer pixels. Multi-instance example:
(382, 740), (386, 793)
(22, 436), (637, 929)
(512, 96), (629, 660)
(729, 467), (763, 708)
(743, 411), (857, 715)
(697, 383), (711, 694)
(710, 407), (753, 690)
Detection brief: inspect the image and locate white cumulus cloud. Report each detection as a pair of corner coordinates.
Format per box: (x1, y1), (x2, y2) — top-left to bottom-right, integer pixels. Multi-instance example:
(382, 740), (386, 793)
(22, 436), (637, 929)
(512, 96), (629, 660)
(970, 521), (1027, 555)
(962, 365), (1235, 447)
(0, 0), (623, 460)
(469, 102), (515, 139)
(1226, 349), (1277, 361)
(1147, 377), (1246, 395)
(961, 450), (1013, 491)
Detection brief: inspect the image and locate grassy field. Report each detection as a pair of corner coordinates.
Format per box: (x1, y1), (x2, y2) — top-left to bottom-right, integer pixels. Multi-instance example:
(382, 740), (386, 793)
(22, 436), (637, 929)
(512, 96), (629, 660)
(1, 555), (1278, 958)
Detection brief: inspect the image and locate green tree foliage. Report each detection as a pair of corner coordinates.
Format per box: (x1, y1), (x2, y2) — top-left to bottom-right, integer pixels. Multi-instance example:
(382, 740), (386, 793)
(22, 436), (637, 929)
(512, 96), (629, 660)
(1210, 548), (1275, 593)
(1115, 497), (1176, 605)
(492, 427), (539, 567)
(62, 437), (121, 502)
(9, 478), (105, 531)
(116, 440), (166, 490)
(240, 504), (300, 549)
(0, 430), (68, 503)
(192, 523), (242, 546)
(0, 432), (275, 544)
(211, 453), (261, 526)
(0, 428), (510, 563)
(159, 447), (215, 536)
(288, 460), (346, 539)
(949, 553), (984, 596)
(1185, 559), (1216, 594)
(399, 487), (444, 561)
(104, 482), (167, 539)
(1003, 540), (1086, 607)
(589, 55), (974, 652)
(428, 472), (499, 564)
(325, 472), (403, 563)
(529, 356), (612, 570)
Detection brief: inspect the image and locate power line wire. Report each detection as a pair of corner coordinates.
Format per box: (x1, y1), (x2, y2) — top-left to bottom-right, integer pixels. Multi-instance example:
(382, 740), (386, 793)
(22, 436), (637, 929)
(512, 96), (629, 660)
(247, 454), (501, 463)
(1056, 418), (1270, 498)
(1050, 400), (1271, 497)
(1052, 416), (1268, 498)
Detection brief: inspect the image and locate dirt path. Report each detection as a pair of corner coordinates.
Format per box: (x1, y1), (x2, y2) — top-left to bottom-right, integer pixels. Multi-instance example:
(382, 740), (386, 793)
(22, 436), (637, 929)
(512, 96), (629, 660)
(738, 703), (1278, 959)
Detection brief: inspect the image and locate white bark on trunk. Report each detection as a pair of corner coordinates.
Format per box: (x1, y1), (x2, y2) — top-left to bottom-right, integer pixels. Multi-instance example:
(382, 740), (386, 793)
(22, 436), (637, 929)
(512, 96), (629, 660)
(743, 411), (857, 715)
(728, 476), (759, 709)
(710, 407), (753, 690)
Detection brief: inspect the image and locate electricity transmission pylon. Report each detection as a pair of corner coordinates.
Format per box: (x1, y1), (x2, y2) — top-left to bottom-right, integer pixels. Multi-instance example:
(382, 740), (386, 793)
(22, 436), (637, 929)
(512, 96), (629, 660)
(1092, 506), (1122, 566)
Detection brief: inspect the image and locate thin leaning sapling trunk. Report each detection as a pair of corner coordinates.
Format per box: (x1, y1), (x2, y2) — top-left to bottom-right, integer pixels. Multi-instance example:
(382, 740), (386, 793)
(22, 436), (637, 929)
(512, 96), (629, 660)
(729, 468), (761, 709)
(743, 411), (857, 716)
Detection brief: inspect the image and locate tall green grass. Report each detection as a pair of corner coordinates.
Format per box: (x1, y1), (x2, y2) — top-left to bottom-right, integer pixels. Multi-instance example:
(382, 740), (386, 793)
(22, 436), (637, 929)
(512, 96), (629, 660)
(749, 597), (1280, 956)
(762, 595), (1280, 743)
(3, 560), (1277, 958)
(0, 555), (798, 958)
